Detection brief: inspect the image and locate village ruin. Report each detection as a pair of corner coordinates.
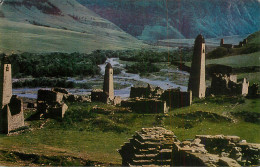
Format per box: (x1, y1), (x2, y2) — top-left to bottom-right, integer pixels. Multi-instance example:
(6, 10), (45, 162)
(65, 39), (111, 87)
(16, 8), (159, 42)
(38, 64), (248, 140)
(119, 127), (260, 166)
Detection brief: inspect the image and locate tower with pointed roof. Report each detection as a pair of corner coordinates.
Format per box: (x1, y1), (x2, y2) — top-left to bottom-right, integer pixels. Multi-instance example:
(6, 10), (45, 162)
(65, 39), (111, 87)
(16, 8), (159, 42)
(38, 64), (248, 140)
(0, 55), (12, 108)
(188, 34), (206, 98)
(103, 63), (114, 100)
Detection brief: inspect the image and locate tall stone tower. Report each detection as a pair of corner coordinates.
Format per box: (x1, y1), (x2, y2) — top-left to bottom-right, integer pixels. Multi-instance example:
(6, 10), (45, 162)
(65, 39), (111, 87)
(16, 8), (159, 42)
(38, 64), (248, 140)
(103, 63), (114, 100)
(188, 34), (206, 98)
(0, 55), (12, 108)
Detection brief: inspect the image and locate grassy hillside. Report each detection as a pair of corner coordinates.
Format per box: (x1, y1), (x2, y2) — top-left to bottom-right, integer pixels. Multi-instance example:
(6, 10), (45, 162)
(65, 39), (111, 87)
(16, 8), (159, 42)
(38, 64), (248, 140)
(0, 97), (259, 165)
(0, 0), (145, 54)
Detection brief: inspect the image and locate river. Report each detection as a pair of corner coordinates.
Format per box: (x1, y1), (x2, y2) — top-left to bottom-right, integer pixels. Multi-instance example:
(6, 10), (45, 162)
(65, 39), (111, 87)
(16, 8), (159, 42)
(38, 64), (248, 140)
(13, 58), (188, 99)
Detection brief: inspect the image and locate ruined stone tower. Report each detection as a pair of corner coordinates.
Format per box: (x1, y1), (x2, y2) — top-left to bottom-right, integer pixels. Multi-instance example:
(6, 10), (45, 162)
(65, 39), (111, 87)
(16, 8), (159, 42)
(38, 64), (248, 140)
(103, 63), (114, 100)
(188, 34), (206, 98)
(220, 38), (224, 47)
(0, 55), (12, 108)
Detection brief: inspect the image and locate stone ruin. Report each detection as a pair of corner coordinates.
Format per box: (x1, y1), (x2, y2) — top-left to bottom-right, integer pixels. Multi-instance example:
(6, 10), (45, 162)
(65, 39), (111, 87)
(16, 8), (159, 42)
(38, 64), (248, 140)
(119, 127), (260, 166)
(220, 38), (248, 49)
(118, 127), (177, 166)
(188, 34), (206, 99)
(91, 63), (121, 105)
(121, 98), (168, 114)
(160, 88), (192, 109)
(36, 89), (68, 120)
(130, 84), (164, 99)
(210, 73), (249, 96)
(122, 85), (192, 113)
(0, 56), (24, 134)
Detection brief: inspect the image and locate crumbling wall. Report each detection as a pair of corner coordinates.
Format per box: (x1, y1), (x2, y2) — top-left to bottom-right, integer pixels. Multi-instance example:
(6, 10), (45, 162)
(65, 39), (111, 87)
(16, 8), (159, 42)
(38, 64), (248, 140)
(36, 89), (68, 120)
(37, 89), (63, 103)
(119, 129), (260, 166)
(118, 127), (177, 166)
(211, 74), (249, 96)
(130, 85), (163, 99)
(161, 89), (192, 108)
(0, 95), (24, 134)
(121, 98), (168, 113)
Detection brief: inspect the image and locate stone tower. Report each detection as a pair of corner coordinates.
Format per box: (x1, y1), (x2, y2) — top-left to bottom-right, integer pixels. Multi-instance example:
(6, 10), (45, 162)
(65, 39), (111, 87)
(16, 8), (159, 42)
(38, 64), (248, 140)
(188, 34), (206, 98)
(103, 63), (114, 100)
(0, 55), (12, 108)
(220, 38), (224, 46)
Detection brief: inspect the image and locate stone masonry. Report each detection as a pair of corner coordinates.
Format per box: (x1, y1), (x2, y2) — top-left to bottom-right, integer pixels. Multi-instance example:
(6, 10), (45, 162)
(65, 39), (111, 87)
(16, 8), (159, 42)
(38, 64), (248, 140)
(121, 98), (168, 114)
(0, 56), (12, 108)
(91, 63), (121, 105)
(160, 88), (192, 109)
(210, 73), (249, 96)
(188, 34), (206, 98)
(37, 89), (68, 120)
(118, 127), (177, 166)
(103, 63), (114, 101)
(119, 128), (260, 166)
(0, 56), (24, 134)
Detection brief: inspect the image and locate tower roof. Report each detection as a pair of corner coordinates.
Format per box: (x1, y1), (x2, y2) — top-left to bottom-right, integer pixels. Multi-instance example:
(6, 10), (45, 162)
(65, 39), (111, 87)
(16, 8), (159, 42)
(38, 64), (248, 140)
(1, 55), (11, 64)
(195, 34), (205, 44)
(105, 63), (113, 69)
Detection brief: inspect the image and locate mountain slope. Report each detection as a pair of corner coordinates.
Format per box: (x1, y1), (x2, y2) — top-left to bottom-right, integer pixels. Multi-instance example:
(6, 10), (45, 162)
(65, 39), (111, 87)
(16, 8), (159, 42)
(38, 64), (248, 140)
(0, 0), (145, 53)
(77, 0), (260, 41)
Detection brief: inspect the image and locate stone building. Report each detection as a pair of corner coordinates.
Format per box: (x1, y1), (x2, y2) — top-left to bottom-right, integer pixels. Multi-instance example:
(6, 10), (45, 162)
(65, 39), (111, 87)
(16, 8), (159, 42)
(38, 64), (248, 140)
(160, 88), (192, 109)
(91, 63), (121, 105)
(0, 56), (24, 133)
(130, 84), (164, 99)
(220, 38), (248, 49)
(188, 34), (206, 98)
(103, 63), (114, 101)
(121, 98), (168, 114)
(210, 73), (249, 96)
(36, 89), (68, 120)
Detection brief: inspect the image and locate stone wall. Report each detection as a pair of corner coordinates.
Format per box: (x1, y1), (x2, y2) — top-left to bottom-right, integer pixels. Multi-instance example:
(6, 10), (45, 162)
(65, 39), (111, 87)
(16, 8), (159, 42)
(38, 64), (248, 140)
(161, 89), (192, 108)
(0, 95), (24, 134)
(37, 89), (63, 104)
(210, 74), (249, 96)
(121, 98), (168, 113)
(130, 84), (163, 99)
(119, 128), (260, 166)
(37, 89), (68, 120)
(118, 127), (177, 166)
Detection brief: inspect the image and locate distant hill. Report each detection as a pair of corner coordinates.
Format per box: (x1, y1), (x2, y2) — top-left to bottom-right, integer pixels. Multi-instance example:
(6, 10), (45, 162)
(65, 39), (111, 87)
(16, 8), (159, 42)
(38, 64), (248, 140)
(78, 0), (260, 41)
(0, 0), (145, 54)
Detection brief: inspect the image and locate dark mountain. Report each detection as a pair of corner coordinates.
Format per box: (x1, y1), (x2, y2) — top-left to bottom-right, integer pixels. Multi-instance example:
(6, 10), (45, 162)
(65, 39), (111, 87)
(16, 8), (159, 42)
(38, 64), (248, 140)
(77, 0), (260, 41)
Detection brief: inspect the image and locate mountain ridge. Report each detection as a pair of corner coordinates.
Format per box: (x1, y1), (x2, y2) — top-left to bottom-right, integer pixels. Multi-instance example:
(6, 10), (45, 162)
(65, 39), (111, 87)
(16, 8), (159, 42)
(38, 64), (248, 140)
(77, 0), (260, 41)
(0, 0), (145, 54)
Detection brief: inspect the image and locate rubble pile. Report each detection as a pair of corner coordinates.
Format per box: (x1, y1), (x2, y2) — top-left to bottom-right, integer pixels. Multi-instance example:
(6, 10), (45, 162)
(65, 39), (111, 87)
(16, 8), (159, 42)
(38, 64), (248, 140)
(119, 129), (260, 166)
(118, 127), (177, 166)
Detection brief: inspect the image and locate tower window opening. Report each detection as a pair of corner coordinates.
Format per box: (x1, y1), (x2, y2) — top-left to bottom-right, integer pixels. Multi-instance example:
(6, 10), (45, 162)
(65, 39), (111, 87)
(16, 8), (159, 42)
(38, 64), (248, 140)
(6, 65), (9, 71)
(203, 49), (205, 53)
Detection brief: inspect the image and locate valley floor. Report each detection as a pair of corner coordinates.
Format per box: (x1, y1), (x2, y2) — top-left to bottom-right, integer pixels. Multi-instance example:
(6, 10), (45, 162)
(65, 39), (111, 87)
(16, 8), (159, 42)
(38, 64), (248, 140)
(0, 96), (259, 165)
